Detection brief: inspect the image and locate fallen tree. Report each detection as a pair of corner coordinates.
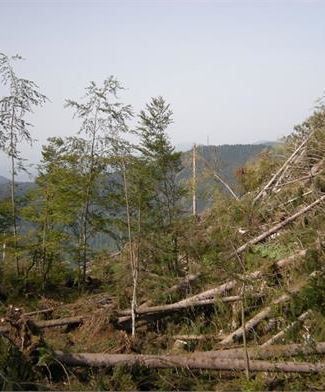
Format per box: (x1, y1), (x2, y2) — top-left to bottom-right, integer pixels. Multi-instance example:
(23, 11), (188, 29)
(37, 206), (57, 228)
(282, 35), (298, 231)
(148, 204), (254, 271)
(176, 249), (306, 305)
(139, 273), (201, 308)
(118, 250), (306, 325)
(253, 134), (312, 203)
(0, 315), (84, 334)
(262, 310), (312, 347)
(219, 289), (300, 346)
(232, 195), (325, 257)
(54, 350), (325, 373)
(205, 342), (325, 360)
(117, 295), (249, 325)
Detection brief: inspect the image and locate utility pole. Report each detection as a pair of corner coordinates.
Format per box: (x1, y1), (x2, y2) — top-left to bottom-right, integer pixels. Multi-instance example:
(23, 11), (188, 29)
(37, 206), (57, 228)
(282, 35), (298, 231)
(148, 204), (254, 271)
(192, 143), (197, 216)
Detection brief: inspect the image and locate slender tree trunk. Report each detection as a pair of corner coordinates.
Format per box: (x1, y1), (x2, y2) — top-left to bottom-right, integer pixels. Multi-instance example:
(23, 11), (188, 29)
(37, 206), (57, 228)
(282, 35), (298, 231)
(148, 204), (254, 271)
(9, 117), (19, 275)
(213, 172), (239, 200)
(192, 143), (197, 216)
(41, 191), (49, 290)
(122, 159), (137, 337)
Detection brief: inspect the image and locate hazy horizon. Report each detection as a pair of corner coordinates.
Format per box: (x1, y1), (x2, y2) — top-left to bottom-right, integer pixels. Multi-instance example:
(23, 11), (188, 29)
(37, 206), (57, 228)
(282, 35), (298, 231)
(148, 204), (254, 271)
(1, 0), (325, 180)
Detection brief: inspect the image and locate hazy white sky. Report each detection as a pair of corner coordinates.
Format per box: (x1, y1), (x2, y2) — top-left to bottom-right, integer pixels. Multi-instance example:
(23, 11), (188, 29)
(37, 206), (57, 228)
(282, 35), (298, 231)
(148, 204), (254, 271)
(1, 0), (325, 180)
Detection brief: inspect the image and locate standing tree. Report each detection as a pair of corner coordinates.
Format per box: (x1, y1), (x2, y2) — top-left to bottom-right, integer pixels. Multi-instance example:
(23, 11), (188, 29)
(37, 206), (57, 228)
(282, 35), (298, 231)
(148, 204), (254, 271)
(0, 53), (47, 274)
(136, 96), (186, 274)
(65, 77), (132, 284)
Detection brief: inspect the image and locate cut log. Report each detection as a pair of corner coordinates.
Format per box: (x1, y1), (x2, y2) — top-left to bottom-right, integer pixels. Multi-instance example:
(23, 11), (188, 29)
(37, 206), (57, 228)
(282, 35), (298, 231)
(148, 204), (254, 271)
(262, 310), (312, 347)
(54, 351), (325, 373)
(233, 195), (325, 257)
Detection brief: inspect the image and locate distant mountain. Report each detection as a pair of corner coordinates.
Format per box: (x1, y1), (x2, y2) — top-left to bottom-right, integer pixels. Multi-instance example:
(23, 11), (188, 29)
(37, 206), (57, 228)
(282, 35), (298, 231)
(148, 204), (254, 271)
(180, 143), (270, 211)
(175, 143), (194, 152)
(0, 179), (35, 199)
(0, 175), (9, 184)
(0, 143), (269, 205)
(253, 140), (278, 146)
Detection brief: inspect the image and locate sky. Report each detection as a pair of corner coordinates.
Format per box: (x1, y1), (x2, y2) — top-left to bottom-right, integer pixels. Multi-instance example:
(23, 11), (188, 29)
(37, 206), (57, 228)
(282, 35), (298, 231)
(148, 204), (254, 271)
(1, 0), (325, 180)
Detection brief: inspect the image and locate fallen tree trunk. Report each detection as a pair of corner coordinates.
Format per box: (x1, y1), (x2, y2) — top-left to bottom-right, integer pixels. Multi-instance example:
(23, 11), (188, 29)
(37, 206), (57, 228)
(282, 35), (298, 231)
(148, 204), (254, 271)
(119, 250), (305, 325)
(271, 147), (306, 190)
(219, 288), (301, 346)
(139, 273), (201, 308)
(213, 173), (239, 200)
(232, 195), (325, 257)
(23, 308), (54, 317)
(117, 295), (246, 325)
(54, 350), (325, 373)
(253, 134), (312, 203)
(173, 334), (226, 341)
(261, 310), (312, 347)
(205, 342), (325, 360)
(165, 273), (201, 295)
(176, 250), (306, 305)
(0, 315), (84, 334)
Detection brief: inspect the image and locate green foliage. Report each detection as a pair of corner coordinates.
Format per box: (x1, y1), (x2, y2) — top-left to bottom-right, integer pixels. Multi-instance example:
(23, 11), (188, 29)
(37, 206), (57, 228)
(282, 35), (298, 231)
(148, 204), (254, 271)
(0, 337), (38, 390)
(253, 243), (291, 260)
(291, 273), (325, 318)
(303, 249), (321, 273)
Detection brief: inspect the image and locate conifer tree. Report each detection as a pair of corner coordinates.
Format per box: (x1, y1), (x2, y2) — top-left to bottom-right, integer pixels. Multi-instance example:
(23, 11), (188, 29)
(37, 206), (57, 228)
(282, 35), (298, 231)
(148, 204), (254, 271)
(136, 97), (186, 273)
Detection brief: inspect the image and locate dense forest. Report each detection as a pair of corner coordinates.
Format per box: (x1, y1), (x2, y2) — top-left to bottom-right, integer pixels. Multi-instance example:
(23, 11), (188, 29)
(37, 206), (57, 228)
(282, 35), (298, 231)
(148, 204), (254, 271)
(1, 52), (325, 390)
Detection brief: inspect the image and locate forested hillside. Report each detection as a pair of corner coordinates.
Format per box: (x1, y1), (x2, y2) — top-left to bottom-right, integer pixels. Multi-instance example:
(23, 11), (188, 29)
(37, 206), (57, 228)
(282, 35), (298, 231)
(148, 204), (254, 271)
(1, 52), (325, 391)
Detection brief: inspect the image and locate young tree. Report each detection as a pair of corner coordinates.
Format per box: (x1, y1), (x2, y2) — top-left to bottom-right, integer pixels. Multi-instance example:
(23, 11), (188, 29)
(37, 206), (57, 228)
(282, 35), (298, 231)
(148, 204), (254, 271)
(136, 96), (186, 274)
(0, 53), (47, 274)
(65, 78), (132, 283)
